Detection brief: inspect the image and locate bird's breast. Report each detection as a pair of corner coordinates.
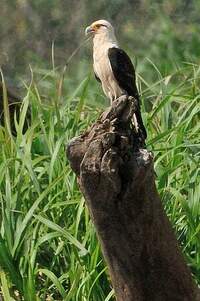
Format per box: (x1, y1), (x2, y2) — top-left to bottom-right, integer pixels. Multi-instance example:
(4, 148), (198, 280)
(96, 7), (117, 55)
(93, 47), (123, 100)
(93, 48), (111, 81)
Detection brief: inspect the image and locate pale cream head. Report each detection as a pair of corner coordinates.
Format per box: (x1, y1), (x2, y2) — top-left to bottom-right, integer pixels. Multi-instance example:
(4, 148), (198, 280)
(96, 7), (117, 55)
(85, 20), (116, 42)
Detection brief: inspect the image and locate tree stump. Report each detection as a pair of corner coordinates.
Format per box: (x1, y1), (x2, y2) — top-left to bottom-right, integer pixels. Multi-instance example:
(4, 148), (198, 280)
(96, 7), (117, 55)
(67, 95), (199, 301)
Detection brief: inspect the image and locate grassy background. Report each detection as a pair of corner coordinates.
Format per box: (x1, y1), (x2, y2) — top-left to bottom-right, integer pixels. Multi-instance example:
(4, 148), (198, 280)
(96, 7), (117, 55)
(0, 60), (199, 300)
(1, 1), (200, 85)
(0, 1), (200, 299)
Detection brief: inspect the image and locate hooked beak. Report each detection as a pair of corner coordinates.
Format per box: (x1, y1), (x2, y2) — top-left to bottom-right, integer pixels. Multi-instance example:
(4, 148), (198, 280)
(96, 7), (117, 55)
(85, 26), (95, 36)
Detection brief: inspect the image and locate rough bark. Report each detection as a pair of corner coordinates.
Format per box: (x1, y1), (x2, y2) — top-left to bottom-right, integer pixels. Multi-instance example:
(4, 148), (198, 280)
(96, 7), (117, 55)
(67, 95), (199, 301)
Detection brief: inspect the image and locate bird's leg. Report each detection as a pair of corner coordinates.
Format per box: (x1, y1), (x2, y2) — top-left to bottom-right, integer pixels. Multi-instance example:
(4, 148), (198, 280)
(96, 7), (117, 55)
(108, 92), (115, 106)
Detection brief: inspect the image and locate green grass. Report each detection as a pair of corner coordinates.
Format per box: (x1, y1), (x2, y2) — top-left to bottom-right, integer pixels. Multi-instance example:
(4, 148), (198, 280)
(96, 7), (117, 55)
(0, 61), (199, 300)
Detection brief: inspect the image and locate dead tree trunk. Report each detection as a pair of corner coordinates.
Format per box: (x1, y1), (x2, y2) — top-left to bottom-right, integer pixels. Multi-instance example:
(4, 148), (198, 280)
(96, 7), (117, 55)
(67, 95), (199, 301)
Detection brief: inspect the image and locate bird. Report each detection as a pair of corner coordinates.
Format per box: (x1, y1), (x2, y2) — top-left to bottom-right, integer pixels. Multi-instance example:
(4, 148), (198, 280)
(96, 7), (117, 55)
(85, 19), (147, 142)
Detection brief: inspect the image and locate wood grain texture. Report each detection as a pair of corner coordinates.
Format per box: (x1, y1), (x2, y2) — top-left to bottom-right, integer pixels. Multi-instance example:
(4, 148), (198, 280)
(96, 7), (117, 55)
(67, 95), (199, 301)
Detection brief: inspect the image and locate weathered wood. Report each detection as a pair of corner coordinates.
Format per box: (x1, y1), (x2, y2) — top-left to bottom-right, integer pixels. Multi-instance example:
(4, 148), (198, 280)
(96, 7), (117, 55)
(67, 95), (199, 301)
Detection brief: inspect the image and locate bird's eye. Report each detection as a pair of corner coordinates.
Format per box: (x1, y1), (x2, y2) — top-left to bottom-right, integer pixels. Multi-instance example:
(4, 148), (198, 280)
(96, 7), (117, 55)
(93, 24), (107, 30)
(94, 24), (101, 29)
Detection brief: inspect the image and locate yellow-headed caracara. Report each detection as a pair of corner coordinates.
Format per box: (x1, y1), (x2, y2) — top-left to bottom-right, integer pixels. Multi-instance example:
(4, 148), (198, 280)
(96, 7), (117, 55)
(85, 19), (147, 141)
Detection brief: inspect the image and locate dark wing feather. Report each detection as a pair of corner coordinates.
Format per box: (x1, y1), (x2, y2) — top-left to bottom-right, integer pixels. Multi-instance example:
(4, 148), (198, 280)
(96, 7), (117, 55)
(108, 47), (147, 140)
(108, 47), (139, 99)
(94, 71), (101, 83)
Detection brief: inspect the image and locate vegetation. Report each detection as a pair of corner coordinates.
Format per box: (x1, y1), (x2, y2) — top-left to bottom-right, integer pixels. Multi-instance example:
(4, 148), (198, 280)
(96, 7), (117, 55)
(0, 1), (199, 300)
(0, 59), (199, 300)
(1, 1), (200, 85)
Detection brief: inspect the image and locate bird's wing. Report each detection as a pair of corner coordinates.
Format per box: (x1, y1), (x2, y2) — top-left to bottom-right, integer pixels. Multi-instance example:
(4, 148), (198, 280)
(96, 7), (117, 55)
(108, 47), (139, 99)
(108, 47), (147, 140)
(94, 71), (101, 83)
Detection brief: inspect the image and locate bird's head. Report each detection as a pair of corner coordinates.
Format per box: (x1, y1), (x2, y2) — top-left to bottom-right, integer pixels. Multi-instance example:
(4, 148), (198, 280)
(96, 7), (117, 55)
(85, 20), (115, 40)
